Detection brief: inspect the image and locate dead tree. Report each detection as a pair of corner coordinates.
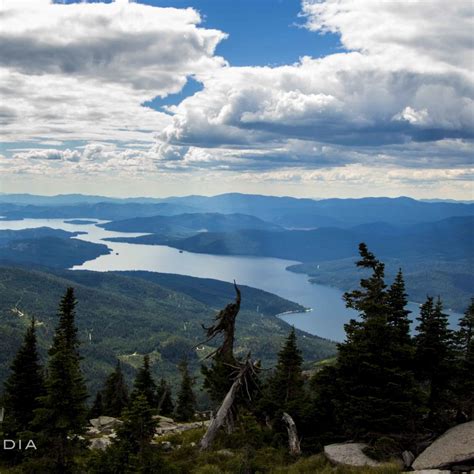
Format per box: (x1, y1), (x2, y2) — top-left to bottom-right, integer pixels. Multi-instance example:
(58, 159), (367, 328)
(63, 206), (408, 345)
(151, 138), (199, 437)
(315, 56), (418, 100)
(199, 281), (241, 362)
(282, 412), (301, 456)
(198, 282), (249, 437)
(200, 357), (259, 451)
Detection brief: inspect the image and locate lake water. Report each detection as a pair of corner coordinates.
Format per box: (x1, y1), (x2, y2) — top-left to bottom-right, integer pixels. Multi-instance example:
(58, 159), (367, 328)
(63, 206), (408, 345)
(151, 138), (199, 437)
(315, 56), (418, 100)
(0, 218), (462, 341)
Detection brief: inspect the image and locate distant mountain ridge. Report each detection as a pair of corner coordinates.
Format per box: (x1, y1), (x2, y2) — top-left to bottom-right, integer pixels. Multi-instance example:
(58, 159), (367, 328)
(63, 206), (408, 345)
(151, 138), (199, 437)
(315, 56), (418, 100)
(1, 193), (473, 227)
(99, 212), (282, 235)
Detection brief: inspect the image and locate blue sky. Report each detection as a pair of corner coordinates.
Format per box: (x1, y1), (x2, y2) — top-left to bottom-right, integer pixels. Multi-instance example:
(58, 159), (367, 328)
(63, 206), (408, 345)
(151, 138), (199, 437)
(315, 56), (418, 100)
(1, 0), (473, 199)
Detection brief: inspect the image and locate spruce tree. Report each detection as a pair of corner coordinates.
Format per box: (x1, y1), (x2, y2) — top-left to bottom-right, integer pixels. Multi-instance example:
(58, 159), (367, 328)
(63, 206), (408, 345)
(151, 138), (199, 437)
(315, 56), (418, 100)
(387, 269), (412, 342)
(34, 287), (88, 472)
(334, 244), (422, 438)
(90, 391), (104, 419)
(102, 360), (129, 418)
(156, 378), (174, 417)
(116, 394), (157, 457)
(131, 355), (157, 409)
(175, 359), (196, 422)
(2, 317), (45, 436)
(455, 299), (474, 420)
(414, 296), (454, 429)
(89, 394), (160, 474)
(268, 328), (305, 409)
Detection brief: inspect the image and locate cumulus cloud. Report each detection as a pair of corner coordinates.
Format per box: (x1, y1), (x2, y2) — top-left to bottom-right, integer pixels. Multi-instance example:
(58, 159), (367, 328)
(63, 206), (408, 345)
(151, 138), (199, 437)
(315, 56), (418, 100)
(0, 0), (226, 142)
(157, 0), (473, 173)
(2, 0), (473, 197)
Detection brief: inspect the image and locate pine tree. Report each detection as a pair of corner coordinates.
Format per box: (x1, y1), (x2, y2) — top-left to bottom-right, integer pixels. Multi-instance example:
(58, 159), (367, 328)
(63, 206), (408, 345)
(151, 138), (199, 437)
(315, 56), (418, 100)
(116, 394), (157, 455)
(90, 391), (104, 419)
(334, 244), (422, 438)
(455, 299), (474, 420)
(268, 328), (305, 409)
(2, 317), (45, 436)
(156, 378), (174, 417)
(102, 360), (129, 418)
(175, 359), (196, 422)
(414, 296), (454, 429)
(131, 355), (157, 409)
(387, 269), (412, 342)
(34, 287), (88, 472)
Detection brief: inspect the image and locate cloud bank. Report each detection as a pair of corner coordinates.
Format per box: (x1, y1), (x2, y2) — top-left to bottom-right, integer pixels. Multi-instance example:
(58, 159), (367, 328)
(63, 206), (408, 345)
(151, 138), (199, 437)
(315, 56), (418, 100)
(1, 0), (473, 197)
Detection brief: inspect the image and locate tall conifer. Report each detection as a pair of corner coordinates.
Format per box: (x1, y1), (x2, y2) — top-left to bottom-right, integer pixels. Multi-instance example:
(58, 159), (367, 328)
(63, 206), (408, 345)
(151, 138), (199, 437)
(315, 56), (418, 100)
(334, 244), (422, 438)
(414, 296), (454, 428)
(34, 287), (88, 472)
(269, 328), (305, 408)
(175, 359), (196, 422)
(455, 299), (474, 420)
(131, 355), (157, 409)
(3, 317), (45, 436)
(102, 360), (129, 417)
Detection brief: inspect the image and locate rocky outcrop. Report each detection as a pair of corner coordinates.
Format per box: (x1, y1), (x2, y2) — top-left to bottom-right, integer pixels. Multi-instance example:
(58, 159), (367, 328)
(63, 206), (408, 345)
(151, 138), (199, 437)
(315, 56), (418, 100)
(154, 419), (210, 437)
(88, 416), (122, 450)
(412, 421), (474, 470)
(324, 443), (382, 467)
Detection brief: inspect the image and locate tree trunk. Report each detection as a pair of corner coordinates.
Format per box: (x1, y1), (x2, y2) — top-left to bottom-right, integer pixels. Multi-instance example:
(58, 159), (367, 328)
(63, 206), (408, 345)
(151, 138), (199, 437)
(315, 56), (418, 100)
(282, 412), (301, 456)
(200, 375), (241, 450)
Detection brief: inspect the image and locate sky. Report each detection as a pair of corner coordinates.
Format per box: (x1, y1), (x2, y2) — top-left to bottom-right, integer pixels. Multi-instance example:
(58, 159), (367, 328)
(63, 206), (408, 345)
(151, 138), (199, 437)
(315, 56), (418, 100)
(0, 0), (473, 199)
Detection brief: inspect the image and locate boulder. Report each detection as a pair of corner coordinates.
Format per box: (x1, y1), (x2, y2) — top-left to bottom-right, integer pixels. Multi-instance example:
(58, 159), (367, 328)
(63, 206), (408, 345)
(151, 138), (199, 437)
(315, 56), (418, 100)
(89, 416), (121, 430)
(89, 437), (112, 450)
(98, 416), (121, 428)
(324, 443), (382, 467)
(412, 421), (474, 470)
(153, 415), (175, 424)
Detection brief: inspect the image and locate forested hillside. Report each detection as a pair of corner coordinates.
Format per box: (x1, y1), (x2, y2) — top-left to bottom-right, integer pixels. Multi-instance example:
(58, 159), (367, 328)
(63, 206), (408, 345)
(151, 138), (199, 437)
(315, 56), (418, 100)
(0, 266), (335, 395)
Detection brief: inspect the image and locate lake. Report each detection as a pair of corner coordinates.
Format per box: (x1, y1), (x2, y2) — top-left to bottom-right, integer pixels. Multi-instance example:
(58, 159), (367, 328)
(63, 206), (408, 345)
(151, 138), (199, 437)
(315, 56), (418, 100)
(0, 218), (462, 341)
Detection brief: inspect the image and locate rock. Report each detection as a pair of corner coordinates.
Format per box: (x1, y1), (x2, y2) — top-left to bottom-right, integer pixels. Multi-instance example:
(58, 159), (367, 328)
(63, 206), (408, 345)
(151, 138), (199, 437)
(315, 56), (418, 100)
(86, 427), (101, 436)
(412, 421), (474, 470)
(89, 416), (121, 430)
(89, 437), (112, 450)
(161, 441), (172, 451)
(402, 450), (415, 468)
(98, 416), (121, 428)
(90, 418), (101, 429)
(324, 443), (382, 467)
(153, 415), (175, 424)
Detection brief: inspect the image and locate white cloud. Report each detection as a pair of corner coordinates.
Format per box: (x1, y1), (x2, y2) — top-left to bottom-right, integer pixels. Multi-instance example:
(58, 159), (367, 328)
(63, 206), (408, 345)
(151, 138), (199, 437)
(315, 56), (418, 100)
(1, 0), (473, 198)
(0, 0), (226, 142)
(157, 0), (473, 173)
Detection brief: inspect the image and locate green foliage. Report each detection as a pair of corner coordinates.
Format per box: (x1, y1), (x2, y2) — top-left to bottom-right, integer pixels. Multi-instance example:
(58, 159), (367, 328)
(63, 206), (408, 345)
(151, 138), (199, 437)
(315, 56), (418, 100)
(0, 266), (336, 395)
(33, 287), (88, 472)
(93, 360), (130, 418)
(175, 359), (197, 422)
(132, 355), (158, 409)
(156, 378), (174, 417)
(268, 328), (305, 407)
(2, 317), (45, 436)
(455, 299), (474, 419)
(319, 244), (423, 439)
(414, 296), (454, 429)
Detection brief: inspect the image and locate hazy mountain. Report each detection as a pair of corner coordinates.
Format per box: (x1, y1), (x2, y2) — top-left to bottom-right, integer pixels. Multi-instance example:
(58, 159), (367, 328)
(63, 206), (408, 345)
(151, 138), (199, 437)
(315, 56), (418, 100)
(2, 193), (473, 228)
(156, 216), (473, 262)
(99, 212), (282, 235)
(0, 228), (110, 267)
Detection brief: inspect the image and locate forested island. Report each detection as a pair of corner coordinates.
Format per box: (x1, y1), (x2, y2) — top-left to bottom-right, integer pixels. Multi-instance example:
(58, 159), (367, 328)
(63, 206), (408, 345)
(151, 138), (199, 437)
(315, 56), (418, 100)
(1, 244), (472, 473)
